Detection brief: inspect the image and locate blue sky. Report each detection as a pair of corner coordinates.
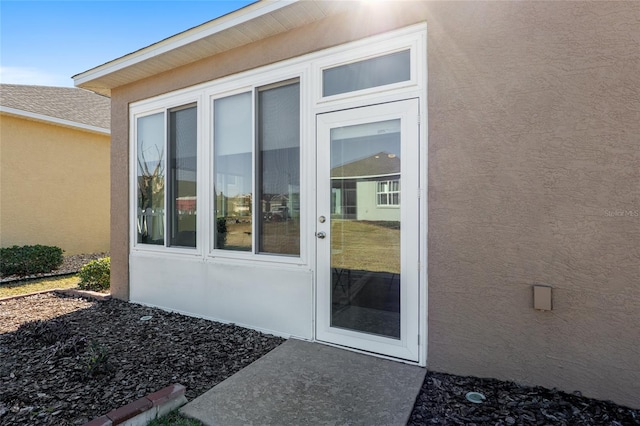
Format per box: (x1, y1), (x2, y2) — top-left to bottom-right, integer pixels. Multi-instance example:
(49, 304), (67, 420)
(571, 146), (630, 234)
(0, 1), (255, 87)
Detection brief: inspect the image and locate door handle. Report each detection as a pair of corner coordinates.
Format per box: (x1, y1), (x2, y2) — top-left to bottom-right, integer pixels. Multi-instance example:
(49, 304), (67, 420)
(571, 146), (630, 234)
(316, 231), (326, 239)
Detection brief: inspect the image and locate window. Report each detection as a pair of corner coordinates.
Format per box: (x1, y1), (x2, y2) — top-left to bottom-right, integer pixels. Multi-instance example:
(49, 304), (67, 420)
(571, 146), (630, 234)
(168, 105), (197, 247)
(213, 80), (301, 256)
(137, 113), (165, 245)
(136, 104), (197, 248)
(214, 92), (252, 251)
(377, 180), (400, 207)
(323, 50), (410, 97)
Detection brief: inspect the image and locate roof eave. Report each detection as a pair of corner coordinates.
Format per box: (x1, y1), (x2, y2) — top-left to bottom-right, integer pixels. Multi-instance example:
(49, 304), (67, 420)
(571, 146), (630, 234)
(0, 106), (110, 135)
(72, 0), (299, 96)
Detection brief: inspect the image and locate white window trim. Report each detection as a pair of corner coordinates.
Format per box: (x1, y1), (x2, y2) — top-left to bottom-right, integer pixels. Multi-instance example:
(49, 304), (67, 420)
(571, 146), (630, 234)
(129, 22), (427, 270)
(130, 92), (204, 256)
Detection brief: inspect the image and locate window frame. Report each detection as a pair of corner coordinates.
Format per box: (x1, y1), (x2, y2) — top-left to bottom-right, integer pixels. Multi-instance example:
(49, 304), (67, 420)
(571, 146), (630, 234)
(314, 37), (419, 105)
(207, 77), (304, 263)
(130, 93), (203, 255)
(129, 23), (426, 267)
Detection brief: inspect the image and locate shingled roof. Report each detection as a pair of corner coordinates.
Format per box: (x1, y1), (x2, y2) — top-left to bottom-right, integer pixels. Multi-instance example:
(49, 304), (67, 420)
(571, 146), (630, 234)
(0, 84), (110, 131)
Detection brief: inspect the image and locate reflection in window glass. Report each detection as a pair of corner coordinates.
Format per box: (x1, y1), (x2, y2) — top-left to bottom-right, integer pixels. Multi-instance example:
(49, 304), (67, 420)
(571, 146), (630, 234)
(323, 50), (410, 97)
(330, 120), (401, 338)
(214, 92), (252, 251)
(168, 105), (197, 248)
(137, 113), (165, 245)
(377, 180), (400, 206)
(258, 82), (300, 255)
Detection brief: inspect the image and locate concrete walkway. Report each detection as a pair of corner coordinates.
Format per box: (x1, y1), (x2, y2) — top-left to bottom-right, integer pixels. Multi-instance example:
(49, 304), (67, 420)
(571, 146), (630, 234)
(181, 339), (425, 425)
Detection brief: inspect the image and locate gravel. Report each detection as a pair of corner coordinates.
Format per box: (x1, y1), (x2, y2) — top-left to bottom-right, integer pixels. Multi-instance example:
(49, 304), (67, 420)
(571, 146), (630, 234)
(1, 293), (638, 426)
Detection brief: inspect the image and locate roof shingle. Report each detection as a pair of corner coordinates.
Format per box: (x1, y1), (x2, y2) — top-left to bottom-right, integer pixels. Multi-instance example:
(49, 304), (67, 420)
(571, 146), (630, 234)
(0, 84), (110, 130)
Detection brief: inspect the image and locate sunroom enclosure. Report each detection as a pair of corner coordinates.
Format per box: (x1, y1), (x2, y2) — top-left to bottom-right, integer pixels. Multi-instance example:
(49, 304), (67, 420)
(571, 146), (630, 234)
(129, 24), (427, 364)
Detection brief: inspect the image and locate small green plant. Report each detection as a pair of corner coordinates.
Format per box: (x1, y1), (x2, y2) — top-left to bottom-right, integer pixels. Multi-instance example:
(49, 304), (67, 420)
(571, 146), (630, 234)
(77, 257), (110, 292)
(82, 342), (111, 377)
(0, 245), (63, 276)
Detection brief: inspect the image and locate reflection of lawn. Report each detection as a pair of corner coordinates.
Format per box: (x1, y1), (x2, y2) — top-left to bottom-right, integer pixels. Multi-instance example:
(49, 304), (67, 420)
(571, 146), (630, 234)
(225, 221), (252, 251)
(223, 220), (300, 254)
(331, 220), (400, 274)
(221, 219), (398, 268)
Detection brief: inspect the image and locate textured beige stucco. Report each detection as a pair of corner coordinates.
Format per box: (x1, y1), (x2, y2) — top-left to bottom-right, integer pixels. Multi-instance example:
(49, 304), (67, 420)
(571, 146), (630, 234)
(425, 1), (639, 409)
(108, 1), (639, 408)
(0, 115), (110, 255)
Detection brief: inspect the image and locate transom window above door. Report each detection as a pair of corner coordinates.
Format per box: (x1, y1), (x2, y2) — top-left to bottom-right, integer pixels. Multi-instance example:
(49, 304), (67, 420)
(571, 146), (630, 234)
(322, 49), (411, 97)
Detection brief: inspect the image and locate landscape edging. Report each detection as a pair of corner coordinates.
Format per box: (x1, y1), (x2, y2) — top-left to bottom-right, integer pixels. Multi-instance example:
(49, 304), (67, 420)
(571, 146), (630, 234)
(83, 383), (187, 426)
(0, 288), (111, 303)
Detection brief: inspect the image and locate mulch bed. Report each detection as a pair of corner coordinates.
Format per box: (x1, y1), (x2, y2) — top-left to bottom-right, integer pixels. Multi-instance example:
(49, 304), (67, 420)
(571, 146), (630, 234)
(1, 293), (637, 425)
(408, 372), (639, 425)
(0, 293), (284, 425)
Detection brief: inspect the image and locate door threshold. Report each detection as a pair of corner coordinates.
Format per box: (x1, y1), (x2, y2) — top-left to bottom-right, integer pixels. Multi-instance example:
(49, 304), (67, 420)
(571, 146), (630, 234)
(312, 338), (423, 367)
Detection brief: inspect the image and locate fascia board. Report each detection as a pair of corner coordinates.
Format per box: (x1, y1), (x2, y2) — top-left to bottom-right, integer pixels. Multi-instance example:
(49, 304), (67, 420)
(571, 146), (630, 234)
(73, 0), (298, 87)
(0, 106), (110, 135)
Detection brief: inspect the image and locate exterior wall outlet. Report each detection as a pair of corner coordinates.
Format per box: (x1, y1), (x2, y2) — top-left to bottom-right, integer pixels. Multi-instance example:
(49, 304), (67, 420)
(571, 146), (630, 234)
(533, 285), (553, 311)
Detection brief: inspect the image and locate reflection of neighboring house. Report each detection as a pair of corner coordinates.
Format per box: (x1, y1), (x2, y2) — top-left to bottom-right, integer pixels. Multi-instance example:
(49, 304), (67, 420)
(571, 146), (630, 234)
(331, 152), (400, 221)
(0, 84), (110, 255)
(175, 196), (196, 214)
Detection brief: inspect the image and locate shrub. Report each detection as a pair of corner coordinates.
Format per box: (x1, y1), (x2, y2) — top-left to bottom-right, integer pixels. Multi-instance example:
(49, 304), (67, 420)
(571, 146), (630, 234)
(78, 257), (110, 292)
(0, 245), (64, 276)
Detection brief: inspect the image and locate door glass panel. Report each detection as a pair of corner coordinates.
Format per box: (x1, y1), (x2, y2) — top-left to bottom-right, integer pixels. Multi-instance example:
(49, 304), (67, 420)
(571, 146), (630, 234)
(330, 119), (401, 339)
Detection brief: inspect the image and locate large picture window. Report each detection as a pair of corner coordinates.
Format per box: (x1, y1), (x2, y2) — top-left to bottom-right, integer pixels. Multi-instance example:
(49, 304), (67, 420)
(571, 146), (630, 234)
(258, 81), (300, 255)
(136, 104), (197, 248)
(214, 92), (252, 251)
(213, 80), (300, 256)
(137, 113), (165, 245)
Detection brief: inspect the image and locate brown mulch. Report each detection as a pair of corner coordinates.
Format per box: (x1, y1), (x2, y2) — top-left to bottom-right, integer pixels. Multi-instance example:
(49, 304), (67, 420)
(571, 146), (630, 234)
(408, 372), (639, 425)
(0, 293), (637, 426)
(0, 293), (284, 425)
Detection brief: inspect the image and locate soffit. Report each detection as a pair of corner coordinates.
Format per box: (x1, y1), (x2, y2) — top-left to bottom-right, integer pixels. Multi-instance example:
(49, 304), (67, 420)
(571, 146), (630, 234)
(74, 1), (358, 96)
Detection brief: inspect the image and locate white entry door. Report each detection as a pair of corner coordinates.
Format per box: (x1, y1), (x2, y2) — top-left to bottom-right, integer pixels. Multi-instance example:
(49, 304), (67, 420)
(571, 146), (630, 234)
(316, 99), (420, 362)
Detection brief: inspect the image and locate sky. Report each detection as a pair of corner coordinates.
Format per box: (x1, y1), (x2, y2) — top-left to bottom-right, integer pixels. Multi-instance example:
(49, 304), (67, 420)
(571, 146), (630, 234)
(0, 1), (255, 88)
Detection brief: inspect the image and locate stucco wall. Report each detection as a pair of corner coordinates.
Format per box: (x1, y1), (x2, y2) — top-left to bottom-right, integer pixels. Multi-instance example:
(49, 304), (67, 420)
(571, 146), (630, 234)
(0, 115), (110, 255)
(108, 1), (639, 409)
(425, 1), (639, 409)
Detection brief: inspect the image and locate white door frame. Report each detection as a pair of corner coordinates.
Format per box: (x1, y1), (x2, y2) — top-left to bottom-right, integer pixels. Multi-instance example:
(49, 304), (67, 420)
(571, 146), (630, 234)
(315, 99), (420, 362)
